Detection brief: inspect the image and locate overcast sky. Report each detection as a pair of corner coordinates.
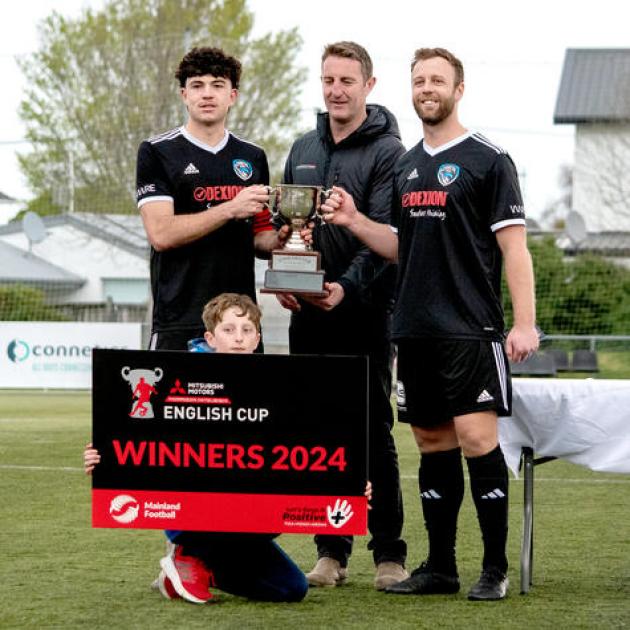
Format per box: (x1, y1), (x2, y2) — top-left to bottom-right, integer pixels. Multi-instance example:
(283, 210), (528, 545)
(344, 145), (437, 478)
(1, 0), (629, 223)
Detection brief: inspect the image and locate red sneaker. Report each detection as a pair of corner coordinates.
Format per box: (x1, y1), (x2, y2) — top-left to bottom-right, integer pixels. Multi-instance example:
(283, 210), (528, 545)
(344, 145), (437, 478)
(160, 545), (215, 604)
(156, 569), (181, 600)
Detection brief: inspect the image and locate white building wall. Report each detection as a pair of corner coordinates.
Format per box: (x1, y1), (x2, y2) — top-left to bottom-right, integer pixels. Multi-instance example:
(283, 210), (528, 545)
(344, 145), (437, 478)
(255, 258), (289, 354)
(1, 224), (148, 303)
(0, 201), (20, 225)
(573, 123), (630, 232)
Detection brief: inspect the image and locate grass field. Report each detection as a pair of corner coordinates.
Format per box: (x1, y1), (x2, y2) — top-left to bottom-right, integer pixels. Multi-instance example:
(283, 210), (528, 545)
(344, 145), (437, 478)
(1, 390), (629, 629)
(594, 351), (630, 379)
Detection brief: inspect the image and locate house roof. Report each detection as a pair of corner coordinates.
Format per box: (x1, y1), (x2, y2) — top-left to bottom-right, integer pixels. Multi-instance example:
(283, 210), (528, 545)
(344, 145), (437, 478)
(0, 239), (84, 290)
(0, 213), (148, 258)
(0, 191), (16, 203)
(560, 231), (630, 256)
(554, 49), (630, 124)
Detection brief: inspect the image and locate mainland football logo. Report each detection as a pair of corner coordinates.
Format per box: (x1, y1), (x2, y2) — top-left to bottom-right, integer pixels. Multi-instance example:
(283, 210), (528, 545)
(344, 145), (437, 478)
(233, 159), (253, 181)
(121, 366), (163, 418)
(109, 494), (140, 524)
(437, 163), (460, 186)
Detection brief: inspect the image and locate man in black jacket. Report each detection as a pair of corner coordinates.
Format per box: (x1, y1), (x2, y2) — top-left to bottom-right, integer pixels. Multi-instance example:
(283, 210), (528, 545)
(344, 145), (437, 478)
(276, 41), (407, 590)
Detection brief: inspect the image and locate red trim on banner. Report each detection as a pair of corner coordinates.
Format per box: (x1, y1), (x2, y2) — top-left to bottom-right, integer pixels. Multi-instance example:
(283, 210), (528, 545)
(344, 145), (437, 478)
(93, 489), (367, 535)
(164, 396), (231, 404)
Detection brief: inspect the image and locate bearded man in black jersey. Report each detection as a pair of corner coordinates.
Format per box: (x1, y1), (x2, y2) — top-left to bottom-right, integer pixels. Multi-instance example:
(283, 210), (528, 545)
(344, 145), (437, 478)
(321, 47), (539, 601)
(136, 47), (288, 351)
(276, 41), (408, 591)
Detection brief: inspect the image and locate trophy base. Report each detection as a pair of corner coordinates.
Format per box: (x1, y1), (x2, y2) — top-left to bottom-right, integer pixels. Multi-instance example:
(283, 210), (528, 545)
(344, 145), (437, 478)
(261, 268), (327, 297)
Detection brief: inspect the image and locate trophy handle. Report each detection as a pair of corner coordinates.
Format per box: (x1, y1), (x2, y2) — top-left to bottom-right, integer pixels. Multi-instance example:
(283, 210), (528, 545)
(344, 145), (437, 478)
(316, 188), (334, 222)
(264, 186), (279, 216)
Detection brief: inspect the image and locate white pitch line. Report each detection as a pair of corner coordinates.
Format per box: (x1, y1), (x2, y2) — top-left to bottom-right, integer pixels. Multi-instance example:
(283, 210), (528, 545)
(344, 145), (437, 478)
(0, 464), (84, 472)
(400, 474), (630, 484)
(1, 465), (628, 483)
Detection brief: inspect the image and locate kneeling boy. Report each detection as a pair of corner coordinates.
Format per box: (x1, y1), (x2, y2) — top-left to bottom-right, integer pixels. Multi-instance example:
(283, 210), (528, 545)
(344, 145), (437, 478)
(85, 293), (308, 604)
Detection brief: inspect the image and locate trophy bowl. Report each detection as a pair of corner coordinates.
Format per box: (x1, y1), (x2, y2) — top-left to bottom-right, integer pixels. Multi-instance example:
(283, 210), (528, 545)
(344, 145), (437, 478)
(270, 184), (329, 251)
(262, 184), (330, 296)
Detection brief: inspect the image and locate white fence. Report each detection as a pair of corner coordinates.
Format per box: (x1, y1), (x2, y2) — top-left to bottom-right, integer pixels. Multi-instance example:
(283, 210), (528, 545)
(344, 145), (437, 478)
(0, 322), (142, 389)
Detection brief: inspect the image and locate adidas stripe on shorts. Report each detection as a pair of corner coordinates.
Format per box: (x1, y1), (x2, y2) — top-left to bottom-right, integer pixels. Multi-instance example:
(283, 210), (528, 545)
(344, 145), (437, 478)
(396, 338), (512, 427)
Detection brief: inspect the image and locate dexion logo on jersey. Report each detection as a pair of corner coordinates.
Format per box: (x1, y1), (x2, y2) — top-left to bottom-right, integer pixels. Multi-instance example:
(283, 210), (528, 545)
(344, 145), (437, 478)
(402, 190), (448, 207)
(193, 185), (245, 202)
(233, 159), (253, 181)
(437, 163), (460, 186)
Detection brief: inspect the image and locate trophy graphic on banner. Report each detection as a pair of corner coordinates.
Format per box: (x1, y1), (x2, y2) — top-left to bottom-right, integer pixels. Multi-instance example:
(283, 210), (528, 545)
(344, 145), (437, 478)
(121, 366), (163, 419)
(261, 184), (331, 297)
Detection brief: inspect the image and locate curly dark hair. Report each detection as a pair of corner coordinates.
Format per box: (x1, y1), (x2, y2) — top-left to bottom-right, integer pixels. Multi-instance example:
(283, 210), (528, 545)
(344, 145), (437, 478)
(175, 47), (242, 89)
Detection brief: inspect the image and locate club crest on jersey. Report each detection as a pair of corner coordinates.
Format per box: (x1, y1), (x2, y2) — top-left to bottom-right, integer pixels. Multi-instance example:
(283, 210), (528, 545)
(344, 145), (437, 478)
(437, 163), (460, 187)
(233, 159), (253, 181)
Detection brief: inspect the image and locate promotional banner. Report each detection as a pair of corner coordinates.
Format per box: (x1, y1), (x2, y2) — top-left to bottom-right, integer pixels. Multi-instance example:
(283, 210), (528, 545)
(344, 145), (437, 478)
(0, 322), (142, 389)
(92, 349), (369, 535)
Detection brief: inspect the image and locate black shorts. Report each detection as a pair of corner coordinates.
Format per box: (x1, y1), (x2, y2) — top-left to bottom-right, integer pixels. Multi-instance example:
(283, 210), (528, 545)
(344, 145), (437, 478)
(395, 338), (511, 427)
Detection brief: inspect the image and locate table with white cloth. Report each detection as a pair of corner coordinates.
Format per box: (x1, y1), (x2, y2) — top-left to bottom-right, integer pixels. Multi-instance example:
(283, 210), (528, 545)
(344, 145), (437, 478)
(499, 378), (630, 593)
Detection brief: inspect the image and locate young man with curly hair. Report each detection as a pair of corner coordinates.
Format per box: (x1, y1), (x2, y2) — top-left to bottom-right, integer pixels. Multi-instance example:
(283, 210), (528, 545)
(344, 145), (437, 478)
(136, 47), (288, 352)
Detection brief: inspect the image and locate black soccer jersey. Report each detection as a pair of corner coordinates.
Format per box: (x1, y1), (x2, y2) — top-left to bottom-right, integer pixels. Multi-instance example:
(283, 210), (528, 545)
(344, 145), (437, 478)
(391, 131), (526, 341)
(136, 127), (272, 332)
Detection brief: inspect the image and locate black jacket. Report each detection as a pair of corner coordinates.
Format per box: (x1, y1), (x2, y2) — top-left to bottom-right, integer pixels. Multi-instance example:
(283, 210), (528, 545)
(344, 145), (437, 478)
(282, 104), (405, 312)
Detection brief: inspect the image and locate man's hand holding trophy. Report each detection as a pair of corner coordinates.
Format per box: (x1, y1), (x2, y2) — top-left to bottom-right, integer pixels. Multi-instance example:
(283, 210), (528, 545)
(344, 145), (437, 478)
(261, 184), (332, 297)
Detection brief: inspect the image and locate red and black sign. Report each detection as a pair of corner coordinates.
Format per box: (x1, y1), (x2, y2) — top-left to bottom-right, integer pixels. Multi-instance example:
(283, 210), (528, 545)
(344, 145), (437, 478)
(92, 349), (368, 535)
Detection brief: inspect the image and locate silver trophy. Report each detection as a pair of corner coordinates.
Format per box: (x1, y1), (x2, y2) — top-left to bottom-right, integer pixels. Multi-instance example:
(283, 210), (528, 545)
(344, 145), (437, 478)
(261, 184), (331, 296)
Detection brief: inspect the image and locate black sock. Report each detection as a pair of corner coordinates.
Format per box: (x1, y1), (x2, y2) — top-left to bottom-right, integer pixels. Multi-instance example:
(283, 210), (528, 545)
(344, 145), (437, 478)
(467, 445), (509, 574)
(419, 448), (464, 576)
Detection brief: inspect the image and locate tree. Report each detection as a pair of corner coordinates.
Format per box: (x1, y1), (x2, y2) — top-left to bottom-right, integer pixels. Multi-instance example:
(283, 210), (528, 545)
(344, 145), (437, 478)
(18, 0), (305, 215)
(554, 254), (630, 335)
(0, 285), (68, 321)
(540, 163), (573, 230)
(502, 236), (630, 335)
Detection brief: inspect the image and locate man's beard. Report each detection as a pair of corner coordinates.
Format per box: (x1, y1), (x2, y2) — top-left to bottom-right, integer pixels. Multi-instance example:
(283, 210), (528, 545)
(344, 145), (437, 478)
(414, 93), (456, 126)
